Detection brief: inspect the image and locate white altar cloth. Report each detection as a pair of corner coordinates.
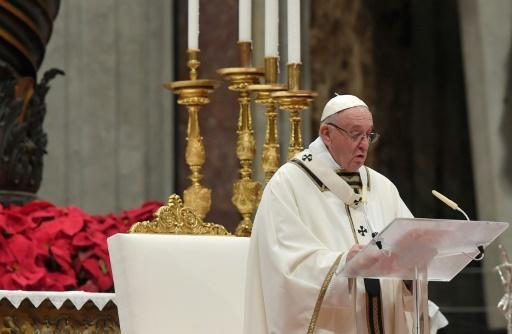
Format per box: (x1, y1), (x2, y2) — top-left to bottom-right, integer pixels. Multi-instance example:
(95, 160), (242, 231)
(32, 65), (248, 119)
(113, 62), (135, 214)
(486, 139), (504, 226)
(0, 290), (115, 310)
(108, 233), (249, 334)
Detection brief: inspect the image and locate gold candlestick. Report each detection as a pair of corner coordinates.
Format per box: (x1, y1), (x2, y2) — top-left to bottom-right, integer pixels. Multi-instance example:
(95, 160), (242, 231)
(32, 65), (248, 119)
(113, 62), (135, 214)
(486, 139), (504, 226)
(217, 42), (264, 236)
(248, 57), (287, 183)
(164, 49), (219, 219)
(272, 63), (317, 160)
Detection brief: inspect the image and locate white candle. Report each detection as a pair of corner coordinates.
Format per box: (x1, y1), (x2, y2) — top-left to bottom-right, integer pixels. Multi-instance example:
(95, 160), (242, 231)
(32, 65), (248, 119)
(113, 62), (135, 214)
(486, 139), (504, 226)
(188, 0), (199, 49)
(265, 0), (279, 57)
(239, 0), (251, 41)
(287, 0), (300, 63)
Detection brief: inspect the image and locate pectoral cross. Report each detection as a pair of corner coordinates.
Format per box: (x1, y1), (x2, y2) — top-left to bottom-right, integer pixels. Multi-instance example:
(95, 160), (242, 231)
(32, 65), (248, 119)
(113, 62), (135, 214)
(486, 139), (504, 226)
(357, 226), (368, 237)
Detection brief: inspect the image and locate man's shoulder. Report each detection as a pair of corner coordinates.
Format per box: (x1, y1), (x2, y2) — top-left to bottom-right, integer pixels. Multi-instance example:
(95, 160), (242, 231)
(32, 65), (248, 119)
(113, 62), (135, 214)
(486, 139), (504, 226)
(268, 159), (311, 183)
(266, 159), (323, 189)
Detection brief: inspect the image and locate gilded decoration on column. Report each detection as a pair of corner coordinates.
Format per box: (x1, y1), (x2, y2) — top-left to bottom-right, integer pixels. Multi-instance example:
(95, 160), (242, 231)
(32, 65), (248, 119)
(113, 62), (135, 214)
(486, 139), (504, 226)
(248, 57), (287, 183)
(218, 42), (264, 236)
(164, 49), (218, 220)
(130, 194), (230, 236)
(495, 244), (512, 333)
(272, 63), (317, 160)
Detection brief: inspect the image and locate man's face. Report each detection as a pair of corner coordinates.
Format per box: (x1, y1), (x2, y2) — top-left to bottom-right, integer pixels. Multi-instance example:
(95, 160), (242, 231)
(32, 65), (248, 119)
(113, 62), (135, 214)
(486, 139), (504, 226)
(320, 106), (374, 172)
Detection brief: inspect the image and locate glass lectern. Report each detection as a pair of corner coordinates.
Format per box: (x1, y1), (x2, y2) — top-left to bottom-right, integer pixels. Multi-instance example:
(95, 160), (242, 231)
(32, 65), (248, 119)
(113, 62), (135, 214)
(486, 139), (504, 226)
(338, 218), (509, 334)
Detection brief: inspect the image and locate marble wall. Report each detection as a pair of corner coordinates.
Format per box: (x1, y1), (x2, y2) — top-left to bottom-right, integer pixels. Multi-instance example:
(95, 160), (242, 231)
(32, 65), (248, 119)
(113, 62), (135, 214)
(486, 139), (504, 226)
(38, 1), (174, 214)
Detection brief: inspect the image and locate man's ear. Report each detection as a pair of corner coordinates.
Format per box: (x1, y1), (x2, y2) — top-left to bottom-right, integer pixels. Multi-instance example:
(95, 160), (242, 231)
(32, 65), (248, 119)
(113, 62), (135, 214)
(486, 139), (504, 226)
(319, 124), (331, 146)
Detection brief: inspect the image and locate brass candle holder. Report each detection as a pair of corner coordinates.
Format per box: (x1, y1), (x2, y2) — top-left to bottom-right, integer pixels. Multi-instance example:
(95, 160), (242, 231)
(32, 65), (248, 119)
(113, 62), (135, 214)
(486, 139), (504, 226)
(164, 49), (219, 219)
(272, 63), (317, 160)
(217, 42), (264, 236)
(248, 57), (287, 183)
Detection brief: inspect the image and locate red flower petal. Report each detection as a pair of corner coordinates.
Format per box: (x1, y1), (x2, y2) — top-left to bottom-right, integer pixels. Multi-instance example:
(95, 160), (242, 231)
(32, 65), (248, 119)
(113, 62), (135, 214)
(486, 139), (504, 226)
(60, 208), (85, 236)
(72, 232), (93, 247)
(3, 212), (35, 234)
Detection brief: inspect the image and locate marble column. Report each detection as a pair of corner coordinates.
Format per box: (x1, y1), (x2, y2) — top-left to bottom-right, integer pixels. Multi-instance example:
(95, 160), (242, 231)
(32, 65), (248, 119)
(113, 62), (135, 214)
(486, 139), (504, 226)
(38, 1), (174, 213)
(458, 0), (512, 329)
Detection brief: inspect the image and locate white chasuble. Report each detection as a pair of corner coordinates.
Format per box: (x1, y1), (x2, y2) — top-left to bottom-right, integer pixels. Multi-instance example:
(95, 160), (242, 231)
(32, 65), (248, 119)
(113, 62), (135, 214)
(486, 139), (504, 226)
(243, 137), (443, 334)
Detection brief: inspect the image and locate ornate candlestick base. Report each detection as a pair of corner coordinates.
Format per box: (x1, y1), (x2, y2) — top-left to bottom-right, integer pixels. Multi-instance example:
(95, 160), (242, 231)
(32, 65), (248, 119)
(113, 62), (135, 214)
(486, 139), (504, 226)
(164, 49), (219, 219)
(217, 42), (264, 236)
(272, 63), (317, 160)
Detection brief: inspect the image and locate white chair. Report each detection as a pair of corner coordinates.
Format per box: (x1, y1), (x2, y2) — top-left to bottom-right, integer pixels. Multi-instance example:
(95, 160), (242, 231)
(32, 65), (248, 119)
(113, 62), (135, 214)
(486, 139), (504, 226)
(108, 233), (249, 334)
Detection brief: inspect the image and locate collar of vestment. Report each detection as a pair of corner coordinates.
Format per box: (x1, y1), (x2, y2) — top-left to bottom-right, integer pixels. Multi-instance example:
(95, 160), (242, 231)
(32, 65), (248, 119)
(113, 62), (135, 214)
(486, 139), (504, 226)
(291, 137), (369, 208)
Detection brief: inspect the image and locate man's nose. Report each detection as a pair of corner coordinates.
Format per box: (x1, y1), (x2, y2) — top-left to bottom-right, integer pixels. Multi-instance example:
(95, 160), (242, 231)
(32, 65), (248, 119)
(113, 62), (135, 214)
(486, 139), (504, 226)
(358, 136), (370, 149)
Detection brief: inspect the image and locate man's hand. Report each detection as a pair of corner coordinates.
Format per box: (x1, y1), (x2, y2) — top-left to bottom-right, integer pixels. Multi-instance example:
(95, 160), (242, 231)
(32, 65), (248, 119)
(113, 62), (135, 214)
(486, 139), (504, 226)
(346, 244), (401, 276)
(347, 244), (364, 261)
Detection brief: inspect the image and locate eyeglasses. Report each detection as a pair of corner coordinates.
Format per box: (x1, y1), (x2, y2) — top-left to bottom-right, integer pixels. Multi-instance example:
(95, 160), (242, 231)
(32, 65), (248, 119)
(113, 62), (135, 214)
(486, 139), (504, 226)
(327, 122), (380, 144)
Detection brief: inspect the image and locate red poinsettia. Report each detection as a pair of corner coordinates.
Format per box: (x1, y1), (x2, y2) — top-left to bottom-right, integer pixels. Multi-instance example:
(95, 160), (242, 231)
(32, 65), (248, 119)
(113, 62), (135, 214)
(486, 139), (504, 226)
(0, 200), (162, 292)
(0, 234), (45, 289)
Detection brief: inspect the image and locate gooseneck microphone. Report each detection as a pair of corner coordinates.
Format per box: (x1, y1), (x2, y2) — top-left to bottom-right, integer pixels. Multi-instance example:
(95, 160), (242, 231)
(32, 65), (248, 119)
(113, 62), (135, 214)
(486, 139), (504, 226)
(431, 190), (470, 220)
(431, 190), (484, 260)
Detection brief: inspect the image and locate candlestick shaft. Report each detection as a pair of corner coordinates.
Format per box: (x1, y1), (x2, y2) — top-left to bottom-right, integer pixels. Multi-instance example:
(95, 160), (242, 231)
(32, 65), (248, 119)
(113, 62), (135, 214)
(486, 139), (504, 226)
(183, 102), (210, 219)
(262, 103), (280, 182)
(187, 49), (200, 80)
(288, 62), (300, 90)
(287, 109), (303, 159)
(239, 41), (252, 67)
(265, 57), (278, 83)
(233, 90), (261, 236)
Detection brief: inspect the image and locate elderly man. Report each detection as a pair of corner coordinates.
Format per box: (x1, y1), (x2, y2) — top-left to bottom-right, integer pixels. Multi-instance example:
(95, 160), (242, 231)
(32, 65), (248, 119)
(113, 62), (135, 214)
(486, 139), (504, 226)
(244, 95), (447, 334)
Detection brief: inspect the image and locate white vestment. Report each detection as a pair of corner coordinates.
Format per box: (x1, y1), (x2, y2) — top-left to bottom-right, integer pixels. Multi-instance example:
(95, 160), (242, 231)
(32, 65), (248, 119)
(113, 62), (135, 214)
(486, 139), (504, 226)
(244, 137), (447, 334)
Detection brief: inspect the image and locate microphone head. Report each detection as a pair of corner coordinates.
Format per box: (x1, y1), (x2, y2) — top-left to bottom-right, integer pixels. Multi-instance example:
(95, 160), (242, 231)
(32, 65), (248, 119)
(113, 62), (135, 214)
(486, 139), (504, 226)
(432, 190), (459, 210)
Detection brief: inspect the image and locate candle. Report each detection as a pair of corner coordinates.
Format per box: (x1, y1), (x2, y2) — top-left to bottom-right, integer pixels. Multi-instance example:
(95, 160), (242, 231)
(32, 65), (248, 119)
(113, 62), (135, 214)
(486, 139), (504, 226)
(287, 0), (300, 63)
(265, 0), (279, 57)
(188, 0), (199, 49)
(239, 0), (251, 41)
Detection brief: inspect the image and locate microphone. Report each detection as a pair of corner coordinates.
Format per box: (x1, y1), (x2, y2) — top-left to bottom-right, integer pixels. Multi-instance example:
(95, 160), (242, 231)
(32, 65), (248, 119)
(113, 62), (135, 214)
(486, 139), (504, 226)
(431, 190), (484, 260)
(431, 190), (470, 220)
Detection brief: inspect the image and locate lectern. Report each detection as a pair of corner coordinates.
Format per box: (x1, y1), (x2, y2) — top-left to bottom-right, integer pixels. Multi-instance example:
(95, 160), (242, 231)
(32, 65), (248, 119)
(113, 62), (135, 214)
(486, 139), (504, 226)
(338, 218), (509, 334)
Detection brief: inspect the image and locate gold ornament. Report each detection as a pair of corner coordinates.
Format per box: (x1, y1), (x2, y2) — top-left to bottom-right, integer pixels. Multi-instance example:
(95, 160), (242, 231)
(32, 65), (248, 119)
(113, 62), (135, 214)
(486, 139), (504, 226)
(130, 194), (230, 236)
(248, 57), (287, 183)
(218, 41), (264, 236)
(164, 49), (218, 219)
(272, 63), (317, 160)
